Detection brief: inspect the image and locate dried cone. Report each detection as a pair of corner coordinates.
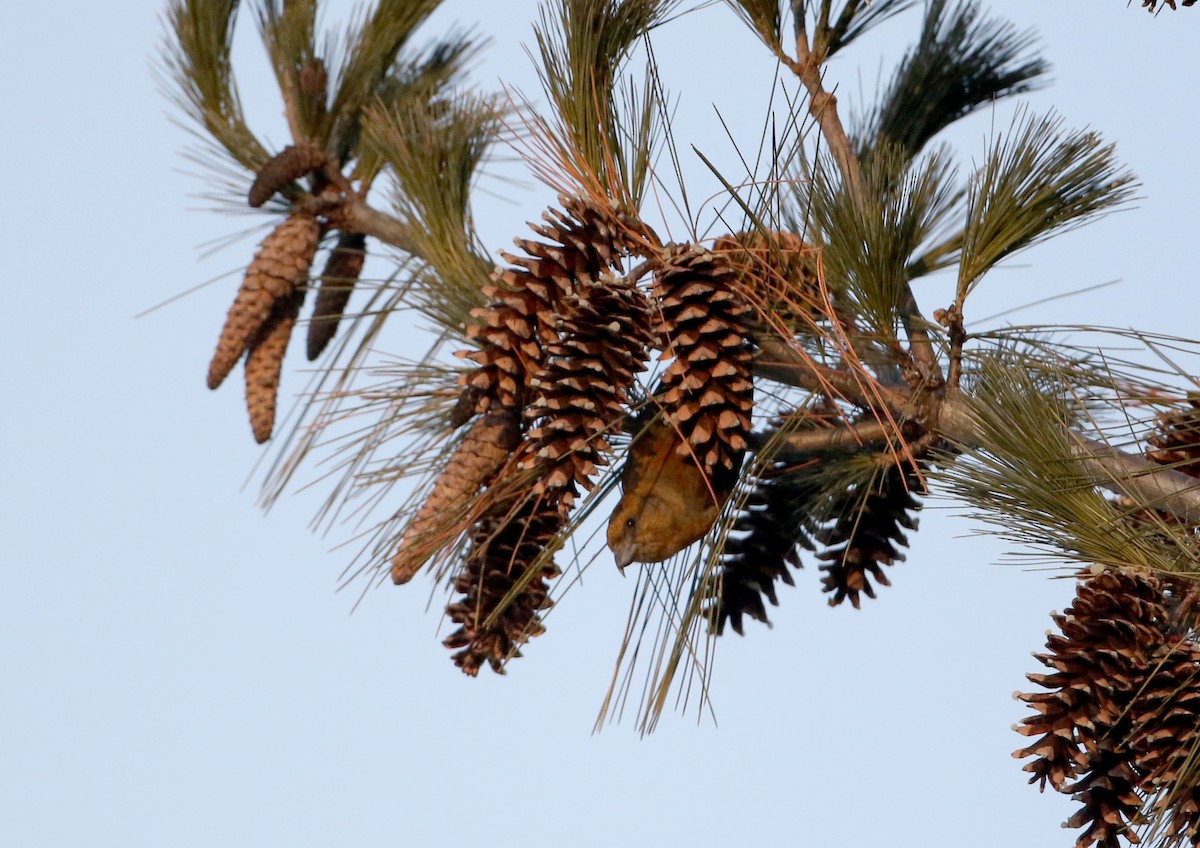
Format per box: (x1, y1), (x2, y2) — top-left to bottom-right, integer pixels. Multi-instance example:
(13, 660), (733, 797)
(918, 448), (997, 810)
(390, 409), (521, 585)
(244, 288), (304, 443)
(306, 231), (366, 361)
(1128, 636), (1200, 844)
(440, 196), (652, 674)
(815, 460), (924, 608)
(710, 459), (821, 634)
(208, 213), (320, 391)
(457, 196), (654, 418)
(247, 140), (330, 208)
(517, 274), (656, 512)
(1013, 569), (1172, 846)
(1148, 398), (1200, 478)
(443, 501), (562, 675)
(713, 230), (822, 331)
(652, 244), (755, 474)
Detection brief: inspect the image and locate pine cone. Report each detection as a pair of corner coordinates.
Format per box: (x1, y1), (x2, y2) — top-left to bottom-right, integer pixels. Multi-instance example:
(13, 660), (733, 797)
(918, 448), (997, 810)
(1147, 398), (1200, 477)
(815, 461), (924, 608)
(208, 213), (320, 391)
(306, 231), (366, 360)
(439, 196), (654, 673)
(244, 288), (304, 443)
(709, 459), (822, 634)
(652, 244), (755, 474)
(247, 140), (330, 208)
(1129, 637), (1200, 844)
(456, 198), (625, 415)
(713, 230), (822, 330)
(1062, 751), (1146, 848)
(517, 274), (656, 511)
(391, 409), (522, 585)
(1014, 569), (1173, 845)
(443, 501), (562, 675)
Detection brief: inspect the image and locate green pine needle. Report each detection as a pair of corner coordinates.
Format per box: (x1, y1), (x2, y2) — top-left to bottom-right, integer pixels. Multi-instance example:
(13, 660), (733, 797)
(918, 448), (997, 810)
(531, 0), (676, 204)
(957, 108), (1137, 301)
(360, 92), (499, 334)
(722, 0), (783, 49)
(808, 141), (959, 341)
(818, 0), (918, 60)
(162, 0), (268, 171)
(256, 0), (321, 143)
(938, 350), (1200, 576)
(327, 0), (443, 165)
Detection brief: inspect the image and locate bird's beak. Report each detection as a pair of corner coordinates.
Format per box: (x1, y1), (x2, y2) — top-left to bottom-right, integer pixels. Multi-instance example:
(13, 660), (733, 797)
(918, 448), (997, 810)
(613, 545), (634, 575)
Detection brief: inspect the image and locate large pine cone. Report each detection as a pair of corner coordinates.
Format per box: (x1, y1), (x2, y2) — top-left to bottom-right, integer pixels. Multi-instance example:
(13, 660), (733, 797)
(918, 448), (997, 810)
(517, 273), (656, 512)
(652, 244), (755, 474)
(1014, 569), (1173, 847)
(815, 460), (924, 608)
(443, 501), (563, 676)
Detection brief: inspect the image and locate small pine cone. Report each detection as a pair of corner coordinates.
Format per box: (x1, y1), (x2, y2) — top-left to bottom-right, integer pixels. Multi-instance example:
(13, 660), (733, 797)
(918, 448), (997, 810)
(712, 230), (822, 329)
(1147, 398), (1200, 477)
(709, 460), (822, 635)
(1143, 1), (1197, 10)
(517, 274), (656, 509)
(247, 140), (330, 208)
(306, 231), (366, 361)
(1014, 570), (1174, 843)
(653, 244), (755, 474)
(815, 461), (924, 608)
(244, 288), (303, 443)
(391, 410), (521, 585)
(208, 213), (320, 391)
(443, 501), (562, 675)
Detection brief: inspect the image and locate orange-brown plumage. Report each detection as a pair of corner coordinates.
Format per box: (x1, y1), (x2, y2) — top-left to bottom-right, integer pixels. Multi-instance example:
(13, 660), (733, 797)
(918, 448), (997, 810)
(606, 416), (739, 570)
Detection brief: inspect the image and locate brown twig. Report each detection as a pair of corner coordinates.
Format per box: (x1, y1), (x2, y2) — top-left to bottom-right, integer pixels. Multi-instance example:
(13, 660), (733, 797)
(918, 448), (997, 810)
(752, 334), (911, 417)
(777, 3), (944, 387)
(748, 418), (893, 456)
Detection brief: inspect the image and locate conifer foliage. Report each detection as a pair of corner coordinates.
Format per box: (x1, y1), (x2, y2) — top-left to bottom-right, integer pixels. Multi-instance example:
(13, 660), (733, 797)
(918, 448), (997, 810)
(165, 2), (1200, 844)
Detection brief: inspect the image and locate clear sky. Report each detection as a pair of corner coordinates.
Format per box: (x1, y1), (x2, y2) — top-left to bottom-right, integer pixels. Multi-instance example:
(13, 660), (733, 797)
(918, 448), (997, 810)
(4, 2), (1198, 846)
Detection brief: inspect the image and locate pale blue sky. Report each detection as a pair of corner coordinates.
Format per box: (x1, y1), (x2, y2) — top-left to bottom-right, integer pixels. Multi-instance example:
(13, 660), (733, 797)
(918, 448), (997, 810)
(3, 2), (1198, 846)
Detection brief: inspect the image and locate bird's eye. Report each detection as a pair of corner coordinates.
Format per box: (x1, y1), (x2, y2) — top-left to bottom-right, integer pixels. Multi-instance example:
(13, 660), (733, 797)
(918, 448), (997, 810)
(625, 518), (636, 529)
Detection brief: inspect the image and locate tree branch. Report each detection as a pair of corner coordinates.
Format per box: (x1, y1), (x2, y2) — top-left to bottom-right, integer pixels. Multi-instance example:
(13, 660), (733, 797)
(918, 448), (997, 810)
(749, 418), (893, 455)
(775, 9), (943, 386)
(752, 334), (911, 416)
(936, 391), (1200, 525)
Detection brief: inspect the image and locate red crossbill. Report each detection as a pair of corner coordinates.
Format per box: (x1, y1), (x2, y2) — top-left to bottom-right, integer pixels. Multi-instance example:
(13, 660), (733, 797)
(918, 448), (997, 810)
(606, 416), (739, 570)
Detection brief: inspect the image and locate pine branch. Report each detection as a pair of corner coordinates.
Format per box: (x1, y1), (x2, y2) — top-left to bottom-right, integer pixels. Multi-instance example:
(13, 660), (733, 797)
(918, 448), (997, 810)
(162, 0), (268, 171)
(957, 108), (1137, 301)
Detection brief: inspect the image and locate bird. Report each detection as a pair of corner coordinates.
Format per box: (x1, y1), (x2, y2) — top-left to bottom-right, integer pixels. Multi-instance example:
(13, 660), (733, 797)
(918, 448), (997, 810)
(606, 414), (740, 570)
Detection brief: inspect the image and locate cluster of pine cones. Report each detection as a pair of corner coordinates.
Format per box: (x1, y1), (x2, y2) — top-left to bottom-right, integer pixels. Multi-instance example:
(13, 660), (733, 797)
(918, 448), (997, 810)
(207, 142), (365, 443)
(1015, 402), (1200, 847)
(208, 166), (938, 674)
(395, 196), (772, 674)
